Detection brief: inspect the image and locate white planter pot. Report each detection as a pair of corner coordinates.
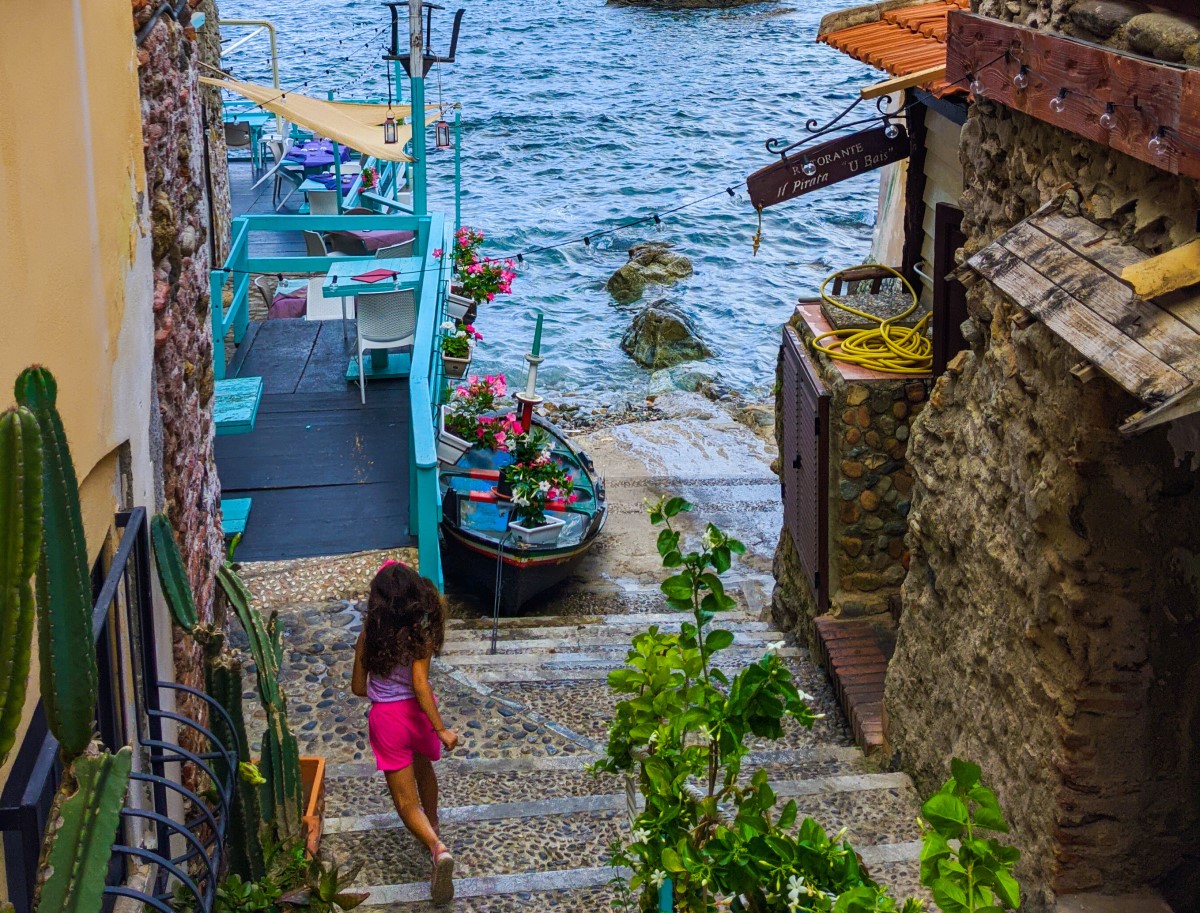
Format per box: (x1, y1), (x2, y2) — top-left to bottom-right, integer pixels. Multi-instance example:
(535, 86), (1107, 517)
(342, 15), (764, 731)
(447, 292), (477, 323)
(441, 339), (474, 379)
(507, 515), (565, 545)
(437, 405), (472, 466)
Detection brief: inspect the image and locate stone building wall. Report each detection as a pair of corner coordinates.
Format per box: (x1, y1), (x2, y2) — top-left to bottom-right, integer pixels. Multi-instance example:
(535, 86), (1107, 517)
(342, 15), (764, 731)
(772, 312), (927, 648)
(885, 2), (1200, 908)
(135, 0), (226, 692)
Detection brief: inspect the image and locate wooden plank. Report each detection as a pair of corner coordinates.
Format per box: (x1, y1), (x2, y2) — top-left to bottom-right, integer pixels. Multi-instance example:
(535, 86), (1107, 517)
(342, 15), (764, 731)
(1120, 386), (1200, 436)
(997, 222), (1200, 380)
(968, 244), (1190, 403)
(861, 65), (947, 98)
(233, 319), (321, 394)
(1121, 240), (1200, 300)
(221, 498), (253, 536)
(1028, 208), (1148, 277)
(947, 11), (1200, 179)
(1158, 289), (1200, 336)
(214, 377), (264, 436)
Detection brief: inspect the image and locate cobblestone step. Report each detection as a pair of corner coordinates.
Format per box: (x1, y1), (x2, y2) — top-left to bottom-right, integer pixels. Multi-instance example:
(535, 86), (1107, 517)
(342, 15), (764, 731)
(444, 619), (777, 645)
(440, 645), (801, 667)
(447, 606), (763, 631)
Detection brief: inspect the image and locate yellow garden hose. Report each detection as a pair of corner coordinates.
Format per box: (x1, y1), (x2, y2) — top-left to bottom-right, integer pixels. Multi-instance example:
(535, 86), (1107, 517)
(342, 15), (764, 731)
(812, 265), (932, 375)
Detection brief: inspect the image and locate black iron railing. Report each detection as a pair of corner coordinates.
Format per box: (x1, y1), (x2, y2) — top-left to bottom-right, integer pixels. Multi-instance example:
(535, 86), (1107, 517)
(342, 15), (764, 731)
(0, 508), (232, 913)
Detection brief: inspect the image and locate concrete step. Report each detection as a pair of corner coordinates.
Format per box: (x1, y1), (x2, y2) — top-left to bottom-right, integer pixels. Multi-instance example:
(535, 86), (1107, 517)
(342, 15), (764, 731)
(445, 618), (776, 644)
(439, 645), (801, 667)
(447, 607), (763, 631)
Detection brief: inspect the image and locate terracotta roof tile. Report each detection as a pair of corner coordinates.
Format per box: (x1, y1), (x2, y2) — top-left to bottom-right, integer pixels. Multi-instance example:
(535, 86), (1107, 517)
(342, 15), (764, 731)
(818, 0), (967, 98)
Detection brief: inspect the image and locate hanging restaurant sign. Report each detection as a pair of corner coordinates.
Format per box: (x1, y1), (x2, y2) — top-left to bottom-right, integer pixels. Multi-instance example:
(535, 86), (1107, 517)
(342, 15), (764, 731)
(747, 125), (910, 210)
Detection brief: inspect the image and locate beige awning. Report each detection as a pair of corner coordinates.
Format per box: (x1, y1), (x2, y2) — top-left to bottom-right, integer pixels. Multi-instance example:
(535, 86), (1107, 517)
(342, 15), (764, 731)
(201, 76), (440, 163)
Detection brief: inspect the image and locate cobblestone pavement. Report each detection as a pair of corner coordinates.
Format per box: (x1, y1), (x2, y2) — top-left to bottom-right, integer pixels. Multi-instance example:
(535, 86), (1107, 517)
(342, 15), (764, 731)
(237, 394), (928, 911)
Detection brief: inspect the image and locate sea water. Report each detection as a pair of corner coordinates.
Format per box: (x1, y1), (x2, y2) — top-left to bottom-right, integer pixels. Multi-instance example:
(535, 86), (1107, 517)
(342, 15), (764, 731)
(221, 0), (881, 400)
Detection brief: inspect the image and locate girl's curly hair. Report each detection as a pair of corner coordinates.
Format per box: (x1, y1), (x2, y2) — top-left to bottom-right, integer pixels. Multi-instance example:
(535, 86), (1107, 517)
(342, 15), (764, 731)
(361, 563), (446, 677)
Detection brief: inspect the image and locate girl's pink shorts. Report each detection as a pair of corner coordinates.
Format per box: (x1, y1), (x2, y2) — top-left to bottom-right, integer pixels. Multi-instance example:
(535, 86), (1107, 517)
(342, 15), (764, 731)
(367, 699), (443, 771)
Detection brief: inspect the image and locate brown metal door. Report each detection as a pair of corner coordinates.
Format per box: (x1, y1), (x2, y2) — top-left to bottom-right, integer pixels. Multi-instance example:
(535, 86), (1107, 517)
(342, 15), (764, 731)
(932, 203), (969, 376)
(780, 325), (830, 611)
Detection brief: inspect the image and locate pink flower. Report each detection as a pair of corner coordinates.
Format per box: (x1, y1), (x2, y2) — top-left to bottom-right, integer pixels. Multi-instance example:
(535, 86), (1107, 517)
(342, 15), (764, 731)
(495, 432), (507, 446)
(468, 375), (478, 384)
(569, 493), (579, 503)
(433, 248), (443, 259)
(487, 292), (496, 302)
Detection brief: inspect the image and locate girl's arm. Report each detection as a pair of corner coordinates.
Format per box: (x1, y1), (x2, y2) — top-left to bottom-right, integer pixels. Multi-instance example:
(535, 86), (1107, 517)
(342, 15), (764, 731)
(411, 656), (459, 750)
(351, 631), (369, 698)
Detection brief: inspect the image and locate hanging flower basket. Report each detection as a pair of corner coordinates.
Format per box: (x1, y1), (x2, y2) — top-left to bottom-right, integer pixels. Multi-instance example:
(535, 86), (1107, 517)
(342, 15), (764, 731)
(437, 405), (473, 466)
(508, 515), (565, 545)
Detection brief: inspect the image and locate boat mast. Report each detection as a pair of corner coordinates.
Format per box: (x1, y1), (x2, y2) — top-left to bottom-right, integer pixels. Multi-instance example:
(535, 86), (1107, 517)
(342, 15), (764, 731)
(515, 311), (544, 432)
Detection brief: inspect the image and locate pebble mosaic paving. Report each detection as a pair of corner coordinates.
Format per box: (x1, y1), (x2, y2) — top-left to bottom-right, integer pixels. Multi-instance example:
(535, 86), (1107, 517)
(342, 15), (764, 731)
(360, 883), (621, 913)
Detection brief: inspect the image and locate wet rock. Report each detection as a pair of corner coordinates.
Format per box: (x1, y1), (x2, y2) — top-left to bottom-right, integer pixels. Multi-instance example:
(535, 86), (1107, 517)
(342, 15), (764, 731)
(621, 301), (712, 369)
(606, 242), (694, 304)
(647, 364), (726, 401)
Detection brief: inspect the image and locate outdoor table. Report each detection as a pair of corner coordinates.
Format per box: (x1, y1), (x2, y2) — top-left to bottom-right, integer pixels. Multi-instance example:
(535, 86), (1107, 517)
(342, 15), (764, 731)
(222, 110), (273, 168)
(325, 228), (415, 253)
(323, 258), (422, 379)
(286, 140), (352, 171)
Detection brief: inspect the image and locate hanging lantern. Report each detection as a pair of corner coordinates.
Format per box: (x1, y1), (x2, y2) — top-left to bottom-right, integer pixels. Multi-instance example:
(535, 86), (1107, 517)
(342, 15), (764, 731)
(383, 114), (398, 145)
(435, 119), (452, 150)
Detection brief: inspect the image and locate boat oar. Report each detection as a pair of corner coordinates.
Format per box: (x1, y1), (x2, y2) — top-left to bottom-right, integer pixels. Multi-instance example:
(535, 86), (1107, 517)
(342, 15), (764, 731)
(462, 489), (570, 512)
(441, 467), (501, 482)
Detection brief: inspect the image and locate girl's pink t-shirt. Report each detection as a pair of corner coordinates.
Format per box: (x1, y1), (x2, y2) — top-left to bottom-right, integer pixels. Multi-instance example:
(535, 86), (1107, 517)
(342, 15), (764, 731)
(367, 663), (416, 703)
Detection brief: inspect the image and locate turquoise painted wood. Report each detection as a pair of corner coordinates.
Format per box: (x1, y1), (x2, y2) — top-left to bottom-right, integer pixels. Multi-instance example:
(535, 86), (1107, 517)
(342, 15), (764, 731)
(214, 377), (264, 436)
(345, 351), (411, 381)
(410, 74), (427, 215)
(322, 258), (422, 298)
(659, 879), (673, 912)
(454, 108), (462, 235)
(222, 498), (253, 536)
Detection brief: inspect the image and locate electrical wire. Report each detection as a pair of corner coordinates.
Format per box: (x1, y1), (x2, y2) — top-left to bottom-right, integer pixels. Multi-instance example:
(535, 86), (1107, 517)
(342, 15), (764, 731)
(811, 265), (932, 374)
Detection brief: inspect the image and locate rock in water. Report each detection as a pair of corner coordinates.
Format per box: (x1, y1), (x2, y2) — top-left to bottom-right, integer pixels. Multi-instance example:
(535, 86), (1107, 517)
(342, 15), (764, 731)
(607, 242), (694, 304)
(621, 301), (713, 369)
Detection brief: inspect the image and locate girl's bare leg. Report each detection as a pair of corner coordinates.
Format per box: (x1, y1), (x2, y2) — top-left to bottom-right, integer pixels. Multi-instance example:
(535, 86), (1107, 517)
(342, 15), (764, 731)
(384, 767), (443, 854)
(412, 754), (440, 835)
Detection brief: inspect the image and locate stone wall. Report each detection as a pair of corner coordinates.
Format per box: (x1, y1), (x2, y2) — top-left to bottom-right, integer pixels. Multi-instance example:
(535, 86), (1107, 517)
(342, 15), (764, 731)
(885, 2), (1200, 909)
(771, 311), (927, 648)
(135, 0), (225, 693)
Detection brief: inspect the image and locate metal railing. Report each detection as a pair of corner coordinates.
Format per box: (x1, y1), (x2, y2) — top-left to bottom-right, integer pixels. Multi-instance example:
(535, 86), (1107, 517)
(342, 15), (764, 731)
(0, 509), (233, 913)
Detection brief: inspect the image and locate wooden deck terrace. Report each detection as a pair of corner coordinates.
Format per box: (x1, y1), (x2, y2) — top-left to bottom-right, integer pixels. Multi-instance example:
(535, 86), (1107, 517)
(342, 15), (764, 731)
(213, 162), (447, 573)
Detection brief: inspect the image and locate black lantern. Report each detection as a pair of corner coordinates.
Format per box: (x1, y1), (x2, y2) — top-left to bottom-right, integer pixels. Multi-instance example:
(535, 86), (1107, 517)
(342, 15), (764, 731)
(435, 118), (451, 149)
(383, 114), (398, 145)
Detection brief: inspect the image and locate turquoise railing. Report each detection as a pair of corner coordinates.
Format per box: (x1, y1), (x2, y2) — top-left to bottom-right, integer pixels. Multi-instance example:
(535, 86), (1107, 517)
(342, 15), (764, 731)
(342, 156), (414, 213)
(208, 210), (445, 589)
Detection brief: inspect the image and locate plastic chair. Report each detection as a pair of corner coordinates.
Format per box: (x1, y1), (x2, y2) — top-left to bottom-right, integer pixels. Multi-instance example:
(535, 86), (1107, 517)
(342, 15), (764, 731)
(224, 121), (251, 152)
(375, 240), (414, 259)
(307, 189), (339, 215)
(252, 275), (274, 310)
(302, 231), (350, 258)
(354, 289), (417, 404)
(307, 277), (354, 338)
(267, 140), (304, 208)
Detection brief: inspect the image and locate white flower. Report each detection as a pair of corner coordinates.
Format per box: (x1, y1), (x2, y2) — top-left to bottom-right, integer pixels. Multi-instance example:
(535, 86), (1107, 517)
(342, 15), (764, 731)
(697, 724), (714, 742)
(440, 320), (455, 331)
(630, 827), (651, 845)
(512, 493), (530, 507)
(537, 479), (551, 492)
(456, 330), (467, 338)
(649, 871), (667, 889)
(701, 528), (718, 549)
(765, 640), (786, 655)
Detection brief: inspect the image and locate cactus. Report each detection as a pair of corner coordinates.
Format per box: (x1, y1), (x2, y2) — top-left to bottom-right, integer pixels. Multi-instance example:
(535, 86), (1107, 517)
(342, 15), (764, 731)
(37, 746), (132, 913)
(150, 512), (198, 633)
(206, 652), (266, 881)
(218, 561), (303, 842)
(15, 367), (97, 760)
(0, 407), (43, 767)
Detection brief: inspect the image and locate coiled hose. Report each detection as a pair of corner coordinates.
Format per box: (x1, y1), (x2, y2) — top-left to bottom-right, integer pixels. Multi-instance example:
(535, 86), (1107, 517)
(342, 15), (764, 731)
(811, 265), (932, 375)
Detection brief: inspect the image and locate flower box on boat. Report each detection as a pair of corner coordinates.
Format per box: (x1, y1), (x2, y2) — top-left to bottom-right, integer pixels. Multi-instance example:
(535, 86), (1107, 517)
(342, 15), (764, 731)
(507, 515), (565, 545)
(438, 405), (472, 466)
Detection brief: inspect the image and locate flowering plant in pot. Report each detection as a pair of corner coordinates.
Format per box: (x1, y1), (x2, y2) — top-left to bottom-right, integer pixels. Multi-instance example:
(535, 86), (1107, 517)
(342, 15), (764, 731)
(439, 374), (508, 465)
(474, 412), (523, 452)
(501, 427), (578, 543)
(451, 225), (517, 306)
(360, 165), (376, 190)
(439, 321), (482, 378)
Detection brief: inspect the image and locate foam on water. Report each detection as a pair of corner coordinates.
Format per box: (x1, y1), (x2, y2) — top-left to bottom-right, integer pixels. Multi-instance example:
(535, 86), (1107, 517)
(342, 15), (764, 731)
(222, 0), (882, 399)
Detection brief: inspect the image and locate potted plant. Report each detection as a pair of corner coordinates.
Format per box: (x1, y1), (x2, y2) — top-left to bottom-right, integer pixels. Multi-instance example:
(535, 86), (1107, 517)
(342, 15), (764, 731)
(502, 426), (578, 544)
(451, 226), (518, 308)
(360, 164), (376, 191)
(439, 321), (482, 379)
(438, 374), (508, 466)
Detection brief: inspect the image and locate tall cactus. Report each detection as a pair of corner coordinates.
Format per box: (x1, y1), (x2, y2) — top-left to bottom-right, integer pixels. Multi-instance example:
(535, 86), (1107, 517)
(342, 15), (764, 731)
(37, 746), (132, 913)
(218, 562), (303, 842)
(15, 367), (97, 760)
(206, 652), (266, 881)
(150, 512), (198, 633)
(0, 407), (42, 768)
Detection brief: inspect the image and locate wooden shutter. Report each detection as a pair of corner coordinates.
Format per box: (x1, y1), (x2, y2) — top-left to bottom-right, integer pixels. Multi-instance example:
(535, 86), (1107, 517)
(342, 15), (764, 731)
(780, 326), (830, 611)
(932, 203), (969, 376)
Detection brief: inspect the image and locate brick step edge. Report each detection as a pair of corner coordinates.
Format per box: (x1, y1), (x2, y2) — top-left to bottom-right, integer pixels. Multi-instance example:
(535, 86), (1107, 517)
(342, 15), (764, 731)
(813, 616), (888, 755)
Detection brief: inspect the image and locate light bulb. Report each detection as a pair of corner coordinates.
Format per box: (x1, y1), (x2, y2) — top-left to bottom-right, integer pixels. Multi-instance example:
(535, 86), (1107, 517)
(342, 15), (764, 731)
(1049, 90), (1066, 114)
(802, 158), (817, 177)
(1099, 104), (1116, 130)
(1149, 130), (1168, 158)
(1013, 68), (1029, 91)
(969, 74), (984, 96)
(884, 122), (900, 139)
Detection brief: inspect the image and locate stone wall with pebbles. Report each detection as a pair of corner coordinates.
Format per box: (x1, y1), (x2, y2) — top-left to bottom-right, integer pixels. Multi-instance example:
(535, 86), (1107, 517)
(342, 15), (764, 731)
(772, 312), (928, 648)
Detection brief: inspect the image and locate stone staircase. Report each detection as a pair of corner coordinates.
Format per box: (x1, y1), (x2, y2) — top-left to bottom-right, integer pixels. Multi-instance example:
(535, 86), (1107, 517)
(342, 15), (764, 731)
(240, 398), (930, 911)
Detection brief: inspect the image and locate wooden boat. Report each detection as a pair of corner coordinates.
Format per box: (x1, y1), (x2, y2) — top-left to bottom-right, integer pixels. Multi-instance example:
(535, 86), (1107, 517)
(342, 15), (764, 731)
(439, 414), (606, 614)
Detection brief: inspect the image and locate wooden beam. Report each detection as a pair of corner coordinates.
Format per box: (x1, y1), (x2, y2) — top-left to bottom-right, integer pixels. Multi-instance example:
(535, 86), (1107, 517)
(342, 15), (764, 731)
(861, 66), (948, 99)
(946, 11), (1200, 180)
(1120, 385), (1200, 436)
(1121, 239), (1200, 300)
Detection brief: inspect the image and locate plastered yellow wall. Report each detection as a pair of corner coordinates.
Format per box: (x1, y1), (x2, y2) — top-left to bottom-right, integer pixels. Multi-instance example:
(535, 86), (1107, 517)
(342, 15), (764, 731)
(0, 0), (158, 846)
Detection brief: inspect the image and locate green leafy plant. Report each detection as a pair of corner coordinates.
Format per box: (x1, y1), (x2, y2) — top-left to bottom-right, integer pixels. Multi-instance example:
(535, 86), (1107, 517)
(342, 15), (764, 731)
(502, 427), (577, 527)
(918, 760), (1021, 913)
(439, 320), (482, 359)
(279, 856), (369, 912)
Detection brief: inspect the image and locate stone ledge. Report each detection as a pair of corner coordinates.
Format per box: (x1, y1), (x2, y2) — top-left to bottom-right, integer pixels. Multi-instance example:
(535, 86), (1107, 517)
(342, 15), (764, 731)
(813, 616), (890, 755)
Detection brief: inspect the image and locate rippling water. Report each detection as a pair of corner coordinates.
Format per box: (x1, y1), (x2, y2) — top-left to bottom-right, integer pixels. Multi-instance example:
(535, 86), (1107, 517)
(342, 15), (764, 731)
(222, 0), (880, 399)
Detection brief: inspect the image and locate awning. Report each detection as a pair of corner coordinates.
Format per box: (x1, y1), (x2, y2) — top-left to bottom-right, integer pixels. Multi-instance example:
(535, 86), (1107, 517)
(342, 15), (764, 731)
(201, 77), (440, 163)
(818, 0), (969, 98)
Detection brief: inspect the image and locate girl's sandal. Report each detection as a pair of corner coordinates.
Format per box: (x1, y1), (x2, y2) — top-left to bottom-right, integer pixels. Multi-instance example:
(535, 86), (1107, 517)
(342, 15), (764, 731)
(430, 844), (454, 905)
